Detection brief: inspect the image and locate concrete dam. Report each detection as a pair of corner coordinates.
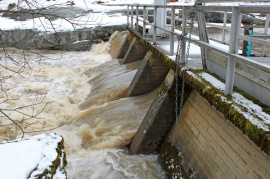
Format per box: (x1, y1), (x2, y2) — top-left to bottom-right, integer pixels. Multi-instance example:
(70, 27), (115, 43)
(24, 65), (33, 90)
(107, 27), (270, 178)
(1, 1), (270, 178)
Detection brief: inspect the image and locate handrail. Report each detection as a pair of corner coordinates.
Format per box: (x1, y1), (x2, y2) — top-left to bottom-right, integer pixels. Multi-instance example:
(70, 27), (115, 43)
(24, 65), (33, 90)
(126, 3), (270, 96)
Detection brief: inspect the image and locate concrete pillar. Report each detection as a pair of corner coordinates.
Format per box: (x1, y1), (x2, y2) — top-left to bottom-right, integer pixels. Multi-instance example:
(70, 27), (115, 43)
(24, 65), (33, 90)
(110, 31), (130, 59)
(129, 70), (192, 154)
(128, 51), (170, 96)
(122, 37), (148, 64)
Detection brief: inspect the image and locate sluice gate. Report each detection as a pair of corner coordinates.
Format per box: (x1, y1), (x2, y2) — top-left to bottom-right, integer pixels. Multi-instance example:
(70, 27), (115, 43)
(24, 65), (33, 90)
(109, 1), (270, 178)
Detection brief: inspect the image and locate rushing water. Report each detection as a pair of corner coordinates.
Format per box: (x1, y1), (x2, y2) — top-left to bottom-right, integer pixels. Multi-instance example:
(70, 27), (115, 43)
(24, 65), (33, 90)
(0, 35), (165, 178)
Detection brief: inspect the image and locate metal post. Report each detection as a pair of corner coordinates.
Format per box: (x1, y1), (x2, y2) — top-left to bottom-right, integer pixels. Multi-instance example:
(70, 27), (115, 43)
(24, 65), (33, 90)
(181, 6), (187, 63)
(155, 0), (167, 35)
(262, 14), (270, 56)
(127, 5), (130, 26)
(131, 6), (134, 28)
(153, 6), (157, 44)
(224, 7), (242, 95)
(136, 6), (139, 31)
(143, 6), (147, 36)
(196, 4), (209, 69)
(170, 6), (176, 56)
(222, 11), (227, 44)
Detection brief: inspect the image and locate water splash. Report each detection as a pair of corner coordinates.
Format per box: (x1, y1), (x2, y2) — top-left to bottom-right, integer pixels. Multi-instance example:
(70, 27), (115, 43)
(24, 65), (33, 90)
(0, 40), (165, 178)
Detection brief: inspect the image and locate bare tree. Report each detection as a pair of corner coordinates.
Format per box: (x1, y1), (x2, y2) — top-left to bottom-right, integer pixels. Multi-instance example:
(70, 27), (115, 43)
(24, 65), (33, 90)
(0, 0), (102, 139)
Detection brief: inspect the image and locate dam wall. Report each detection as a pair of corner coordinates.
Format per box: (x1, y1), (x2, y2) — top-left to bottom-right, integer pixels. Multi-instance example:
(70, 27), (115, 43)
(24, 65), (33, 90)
(111, 30), (270, 178)
(0, 25), (126, 51)
(161, 91), (270, 178)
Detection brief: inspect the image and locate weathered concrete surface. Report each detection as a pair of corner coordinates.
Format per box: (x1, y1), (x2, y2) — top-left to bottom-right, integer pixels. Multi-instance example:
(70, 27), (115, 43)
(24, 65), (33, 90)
(161, 91), (270, 179)
(129, 70), (192, 154)
(110, 31), (130, 59)
(122, 37), (148, 64)
(128, 51), (170, 96)
(0, 25), (126, 51)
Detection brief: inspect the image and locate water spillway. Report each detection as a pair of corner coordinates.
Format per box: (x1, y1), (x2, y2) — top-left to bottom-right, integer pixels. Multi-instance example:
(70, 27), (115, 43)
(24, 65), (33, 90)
(1, 28), (270, 178)
(114, 29), (270, 179)
(0, 34), (165, 178)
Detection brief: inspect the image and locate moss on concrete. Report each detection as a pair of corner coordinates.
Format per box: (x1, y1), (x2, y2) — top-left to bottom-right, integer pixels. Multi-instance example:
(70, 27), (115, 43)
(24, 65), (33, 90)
(126, 27), (270, 153)
(127, 26), (176, 69)
(181, 69), (269, 151)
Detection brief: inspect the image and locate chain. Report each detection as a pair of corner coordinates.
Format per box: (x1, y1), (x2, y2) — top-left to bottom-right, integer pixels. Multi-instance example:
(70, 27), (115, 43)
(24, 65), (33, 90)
(175, 8), (196, 122)
(175, 35), (183, 122)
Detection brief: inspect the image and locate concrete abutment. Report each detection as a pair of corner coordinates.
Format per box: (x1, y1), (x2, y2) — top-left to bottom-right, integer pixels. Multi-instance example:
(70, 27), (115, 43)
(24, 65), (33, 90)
(110, 30), (270, 179)
(128, 51), (170, 97)
(122, 37), (148, 64)
(129, 70), (192, 154)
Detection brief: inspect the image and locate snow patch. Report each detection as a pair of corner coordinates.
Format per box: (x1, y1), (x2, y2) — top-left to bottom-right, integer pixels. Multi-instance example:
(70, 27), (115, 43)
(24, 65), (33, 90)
(197, 72), (270, 131)
(0, 133), (65, 179)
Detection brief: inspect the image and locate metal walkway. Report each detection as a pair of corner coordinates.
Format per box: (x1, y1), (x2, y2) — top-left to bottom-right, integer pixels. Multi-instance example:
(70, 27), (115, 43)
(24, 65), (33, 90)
(125, 0), (270, 106)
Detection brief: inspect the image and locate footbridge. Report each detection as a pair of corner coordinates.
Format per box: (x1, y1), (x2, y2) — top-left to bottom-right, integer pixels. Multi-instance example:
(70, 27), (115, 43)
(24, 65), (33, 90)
(109, 0), (270, 178)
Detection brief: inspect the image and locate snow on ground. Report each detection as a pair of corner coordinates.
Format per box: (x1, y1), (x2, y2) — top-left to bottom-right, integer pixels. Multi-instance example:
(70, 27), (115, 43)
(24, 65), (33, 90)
(0, 0), (154, 31)
(0, 133), (65, 179)
(206, 2), (270, 6)
(0, 0), (154, 10)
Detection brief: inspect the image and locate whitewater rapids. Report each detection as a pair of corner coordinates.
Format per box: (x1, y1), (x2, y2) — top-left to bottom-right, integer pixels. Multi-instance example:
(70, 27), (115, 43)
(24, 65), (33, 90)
(0, 36), (165, 178)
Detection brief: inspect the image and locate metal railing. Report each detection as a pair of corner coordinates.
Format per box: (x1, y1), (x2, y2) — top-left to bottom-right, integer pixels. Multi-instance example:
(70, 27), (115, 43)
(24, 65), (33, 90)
(126, 3), (270, 96)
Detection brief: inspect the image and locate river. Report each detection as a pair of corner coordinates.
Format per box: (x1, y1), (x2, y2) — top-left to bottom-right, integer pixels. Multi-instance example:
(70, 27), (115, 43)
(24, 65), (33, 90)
(0, 34), (165, 178)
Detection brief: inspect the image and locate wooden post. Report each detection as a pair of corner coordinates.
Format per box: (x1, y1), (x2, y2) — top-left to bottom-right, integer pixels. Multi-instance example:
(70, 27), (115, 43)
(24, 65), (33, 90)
(153, 6), (157, 44)
(181, 6), (187, 64)
(224, 7), (242, 95)
(170, 6), (176, 56)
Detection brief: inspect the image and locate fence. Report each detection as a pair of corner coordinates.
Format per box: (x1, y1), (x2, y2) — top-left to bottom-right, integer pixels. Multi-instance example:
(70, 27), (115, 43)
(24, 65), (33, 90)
(126, 2), (270, 98)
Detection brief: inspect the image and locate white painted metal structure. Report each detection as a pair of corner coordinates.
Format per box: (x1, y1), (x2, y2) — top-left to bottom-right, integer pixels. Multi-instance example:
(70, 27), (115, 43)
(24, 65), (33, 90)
(154, 0), (167, 35)
(126, 2), (270, 105)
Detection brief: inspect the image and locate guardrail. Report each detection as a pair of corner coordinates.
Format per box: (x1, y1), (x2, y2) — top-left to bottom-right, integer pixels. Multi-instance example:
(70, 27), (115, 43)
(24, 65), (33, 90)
(126, 3), (270, 96)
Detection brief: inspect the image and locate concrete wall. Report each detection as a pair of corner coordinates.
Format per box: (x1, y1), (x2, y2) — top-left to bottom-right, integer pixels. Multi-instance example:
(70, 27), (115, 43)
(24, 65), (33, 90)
(128, 51), (170, 96)
(206, 49), (270, 106)
(129, 70), (191, 154)
(0, 25), (126, 51)
(110, 31), (130, 59)
(164, 90), (270, 179)
(122, 37), (148, 64)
